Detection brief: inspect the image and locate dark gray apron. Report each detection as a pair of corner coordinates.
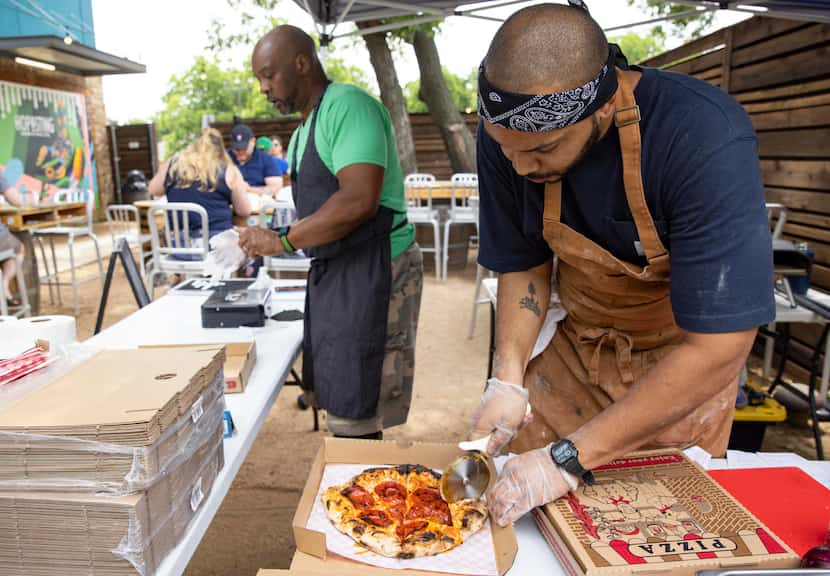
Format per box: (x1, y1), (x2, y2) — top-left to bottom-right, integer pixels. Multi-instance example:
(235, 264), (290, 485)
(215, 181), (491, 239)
(291, 84), (396, 420)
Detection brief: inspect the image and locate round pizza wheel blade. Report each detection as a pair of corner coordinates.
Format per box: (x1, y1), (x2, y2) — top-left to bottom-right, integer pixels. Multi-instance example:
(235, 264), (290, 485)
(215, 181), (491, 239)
(440, 451), (493, 502)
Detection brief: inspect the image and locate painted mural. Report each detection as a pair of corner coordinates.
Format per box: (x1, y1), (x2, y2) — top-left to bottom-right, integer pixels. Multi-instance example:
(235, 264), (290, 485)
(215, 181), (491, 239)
(0, 80), (96, 202)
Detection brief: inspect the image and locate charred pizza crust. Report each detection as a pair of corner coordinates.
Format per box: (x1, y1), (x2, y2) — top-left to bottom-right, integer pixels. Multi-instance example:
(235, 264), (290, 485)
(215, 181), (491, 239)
(321, 464), (488, 558)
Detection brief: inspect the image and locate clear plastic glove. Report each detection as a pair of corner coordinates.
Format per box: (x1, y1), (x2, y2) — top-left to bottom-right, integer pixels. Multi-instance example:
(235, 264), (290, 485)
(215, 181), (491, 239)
(204, 229), (246, 282)
(487, 444), (573, 527)
(470, 378), (532, 456)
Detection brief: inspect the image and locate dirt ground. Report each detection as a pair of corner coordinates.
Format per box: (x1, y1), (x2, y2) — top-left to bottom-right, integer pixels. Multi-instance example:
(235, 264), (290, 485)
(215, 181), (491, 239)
(33, 244), (828, 575)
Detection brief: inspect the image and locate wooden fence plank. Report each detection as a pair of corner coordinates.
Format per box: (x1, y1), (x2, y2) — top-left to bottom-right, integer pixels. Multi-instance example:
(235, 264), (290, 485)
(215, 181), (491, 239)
(761, 159), (830, 190)
(642, 30), (725, 69)
(736, 78), (830, 104)
(811, 264), (830, 290)
(766, 187), (830, 213)
(757, 128), (830, 159)
(779, 211), (830, 229)
(664, 50), (723, 76)
(730, 43), (830, 92)
(732, 17), (807, 49)
(752, 104), (830, 131)
(782, 225), (830, 246)
(731, 24), (830, 68)
(744, 93), (830, 114)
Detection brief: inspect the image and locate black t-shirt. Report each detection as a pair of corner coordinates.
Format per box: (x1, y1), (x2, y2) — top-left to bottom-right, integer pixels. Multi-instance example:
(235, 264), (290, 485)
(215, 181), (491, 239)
(477, 66), (774, 334)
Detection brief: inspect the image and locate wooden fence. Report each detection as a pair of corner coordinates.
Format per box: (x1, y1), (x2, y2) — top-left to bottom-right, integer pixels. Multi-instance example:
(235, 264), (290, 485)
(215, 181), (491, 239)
(212, 112), (478, 180)
(643, 16), (830, 376)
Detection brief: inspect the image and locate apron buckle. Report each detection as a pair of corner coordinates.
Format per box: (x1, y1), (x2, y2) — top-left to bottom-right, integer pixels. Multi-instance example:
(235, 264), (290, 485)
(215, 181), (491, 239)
(614, 105), (641, 128)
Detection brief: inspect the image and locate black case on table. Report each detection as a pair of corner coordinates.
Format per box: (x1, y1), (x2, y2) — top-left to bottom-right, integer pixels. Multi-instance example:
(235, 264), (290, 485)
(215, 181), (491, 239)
(201, 286), (271, 328)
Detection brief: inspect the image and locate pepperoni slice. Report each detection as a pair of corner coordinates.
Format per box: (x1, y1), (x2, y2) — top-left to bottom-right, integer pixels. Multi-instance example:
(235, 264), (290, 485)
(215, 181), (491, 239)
(412, 486), (442, 503)
(396, 520), (428, 540)
(374, 481), (407, 502)
(360, 508), (394, 527)
(342, 485), (375, 510)
(407, 504), (451, 525)
(408, 487), (452, 525)
(387, 501), (406, 522)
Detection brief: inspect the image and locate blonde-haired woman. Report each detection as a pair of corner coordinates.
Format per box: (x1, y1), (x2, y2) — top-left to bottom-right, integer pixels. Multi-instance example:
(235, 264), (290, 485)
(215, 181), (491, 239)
(148, 128), (251, 243)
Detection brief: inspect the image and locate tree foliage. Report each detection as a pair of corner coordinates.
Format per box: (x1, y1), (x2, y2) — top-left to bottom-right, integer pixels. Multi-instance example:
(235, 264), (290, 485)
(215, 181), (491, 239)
(404, 67), (477, 113)
(627, 1), (715, 39)
(153, 0), (375, 154)
(609, 31), (665, 64)
(153, 57), (273, 155)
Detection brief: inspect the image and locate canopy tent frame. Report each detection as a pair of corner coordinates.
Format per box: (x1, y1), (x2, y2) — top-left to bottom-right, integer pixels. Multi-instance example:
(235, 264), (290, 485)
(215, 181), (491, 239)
(293, 0), (830, 45)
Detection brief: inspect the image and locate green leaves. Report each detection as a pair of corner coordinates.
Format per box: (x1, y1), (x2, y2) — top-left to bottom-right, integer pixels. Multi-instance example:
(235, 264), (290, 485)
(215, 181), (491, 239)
(608, 32), (665, 64)
(404, 67), (477, 113)
(626, 1), (716, 40)
(153, 57), (274, 155)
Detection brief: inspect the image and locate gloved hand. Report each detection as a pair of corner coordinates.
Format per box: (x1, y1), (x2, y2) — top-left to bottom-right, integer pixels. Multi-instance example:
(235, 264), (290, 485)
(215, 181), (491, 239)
(238, 226), (280, 257)
(204, 229), (246, 281)
(470, 378), (532, 456)
(487, 444), (574, 527)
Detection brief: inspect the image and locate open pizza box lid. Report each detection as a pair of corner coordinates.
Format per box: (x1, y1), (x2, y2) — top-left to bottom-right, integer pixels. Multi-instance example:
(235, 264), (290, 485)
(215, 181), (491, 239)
(535, 449), (801, 576)
(291, 437), (517, 576)
(257, 570), (328, 576)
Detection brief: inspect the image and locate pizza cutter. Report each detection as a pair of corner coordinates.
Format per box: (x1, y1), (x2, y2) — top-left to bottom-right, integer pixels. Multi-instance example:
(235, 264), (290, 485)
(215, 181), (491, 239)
(440, 405), (531, 503)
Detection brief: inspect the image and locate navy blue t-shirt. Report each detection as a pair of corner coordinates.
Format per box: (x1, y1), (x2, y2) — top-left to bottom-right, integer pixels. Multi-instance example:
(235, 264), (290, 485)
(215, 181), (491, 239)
(274, 156), (289, 174)
(477, 66), (774, 334)
(165, 164), (233, 237)
(230, 147), (282, 186)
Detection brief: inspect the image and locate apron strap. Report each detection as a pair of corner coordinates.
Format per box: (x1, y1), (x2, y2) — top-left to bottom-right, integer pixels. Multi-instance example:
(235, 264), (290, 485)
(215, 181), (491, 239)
(578, 327), (635, 386)
(543, 180), (563, 225)
(614, 69), (669, 267)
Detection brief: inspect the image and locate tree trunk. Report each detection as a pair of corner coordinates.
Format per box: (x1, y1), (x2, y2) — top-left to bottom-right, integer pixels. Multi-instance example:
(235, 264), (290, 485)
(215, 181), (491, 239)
(411, 27), (476, 174)
(357, 20), (417, 176)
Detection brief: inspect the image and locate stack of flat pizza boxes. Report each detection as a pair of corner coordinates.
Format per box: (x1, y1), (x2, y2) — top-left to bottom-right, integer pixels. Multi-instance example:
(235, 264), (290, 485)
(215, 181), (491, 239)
(532, 450), (801, 576)
(0, 348), (227, 576)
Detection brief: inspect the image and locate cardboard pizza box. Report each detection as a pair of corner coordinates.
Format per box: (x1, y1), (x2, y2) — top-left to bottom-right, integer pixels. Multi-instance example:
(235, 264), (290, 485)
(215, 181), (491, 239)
(258, 570), (329, 576)
(291, 437), (517, 576)
(140, 341), (256, 394)
(539, 450), (800, 575)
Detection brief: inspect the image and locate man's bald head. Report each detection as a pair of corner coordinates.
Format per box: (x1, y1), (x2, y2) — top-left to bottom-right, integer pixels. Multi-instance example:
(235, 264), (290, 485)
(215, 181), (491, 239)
(254, 24), (319, 68)
(252, 25), (327, 116)
(484, 3), (608, 93)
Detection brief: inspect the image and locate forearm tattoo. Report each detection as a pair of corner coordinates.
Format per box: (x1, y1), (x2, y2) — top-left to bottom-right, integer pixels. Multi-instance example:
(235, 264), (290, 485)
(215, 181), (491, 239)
(519, 282), (541, 317)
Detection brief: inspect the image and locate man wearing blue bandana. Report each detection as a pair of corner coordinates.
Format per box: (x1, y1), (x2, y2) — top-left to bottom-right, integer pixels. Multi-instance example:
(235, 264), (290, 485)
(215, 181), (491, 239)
(469, 3), (774, 526)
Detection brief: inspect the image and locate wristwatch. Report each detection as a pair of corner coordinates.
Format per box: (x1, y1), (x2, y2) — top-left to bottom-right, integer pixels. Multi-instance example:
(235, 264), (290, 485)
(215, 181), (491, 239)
(550, 439), (595, 486)
(275, 225), (295, 253)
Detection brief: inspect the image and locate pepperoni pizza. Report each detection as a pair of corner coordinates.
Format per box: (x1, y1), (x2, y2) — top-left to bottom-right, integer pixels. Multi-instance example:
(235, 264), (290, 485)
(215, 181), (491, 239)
(322, 464), (488, 558)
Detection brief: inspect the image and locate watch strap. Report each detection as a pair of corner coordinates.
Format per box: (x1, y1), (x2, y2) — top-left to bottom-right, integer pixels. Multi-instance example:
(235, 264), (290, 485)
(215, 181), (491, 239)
(277, 226), (295, 253)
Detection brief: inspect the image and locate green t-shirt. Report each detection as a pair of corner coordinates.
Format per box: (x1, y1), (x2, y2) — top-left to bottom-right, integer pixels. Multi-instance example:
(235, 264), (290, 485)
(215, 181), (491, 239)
(287, 83), (414, 259)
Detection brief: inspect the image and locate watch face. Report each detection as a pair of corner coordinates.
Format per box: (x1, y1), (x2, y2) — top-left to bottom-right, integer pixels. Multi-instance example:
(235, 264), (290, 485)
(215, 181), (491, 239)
(554, 442), (575, 462)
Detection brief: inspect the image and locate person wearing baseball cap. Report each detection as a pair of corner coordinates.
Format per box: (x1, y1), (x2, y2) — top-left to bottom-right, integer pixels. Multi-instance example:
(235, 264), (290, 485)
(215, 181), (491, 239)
(228, 123), (283, 196)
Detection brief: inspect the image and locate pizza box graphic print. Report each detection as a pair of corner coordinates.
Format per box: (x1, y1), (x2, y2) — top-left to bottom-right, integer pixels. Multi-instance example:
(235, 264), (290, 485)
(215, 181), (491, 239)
(539, 450), (799, 575)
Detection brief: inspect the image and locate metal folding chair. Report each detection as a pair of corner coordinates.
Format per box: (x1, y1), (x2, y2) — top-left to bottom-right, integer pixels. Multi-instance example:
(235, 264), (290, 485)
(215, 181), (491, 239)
(106, 204), (152, 282)
(0, 249), (31, 318)
(404, 173), (442, 281)
(33, 189), (104, 315)
(146, 203), (210, 299)
(443, 173), (478, 281)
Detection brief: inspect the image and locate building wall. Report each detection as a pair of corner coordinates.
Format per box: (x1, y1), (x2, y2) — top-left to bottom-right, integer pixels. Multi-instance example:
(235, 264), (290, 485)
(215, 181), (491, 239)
(0, 0), (95, 46)
(0, 56), (114, 213)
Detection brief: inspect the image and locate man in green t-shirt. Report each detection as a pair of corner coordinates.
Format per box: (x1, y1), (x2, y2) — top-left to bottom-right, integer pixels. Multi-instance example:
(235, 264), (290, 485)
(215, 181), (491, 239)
(240, 25), (423, 440)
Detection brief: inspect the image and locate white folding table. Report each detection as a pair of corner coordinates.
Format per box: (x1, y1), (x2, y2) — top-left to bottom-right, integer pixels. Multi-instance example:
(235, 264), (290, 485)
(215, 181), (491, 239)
(86, 280), (306, 576)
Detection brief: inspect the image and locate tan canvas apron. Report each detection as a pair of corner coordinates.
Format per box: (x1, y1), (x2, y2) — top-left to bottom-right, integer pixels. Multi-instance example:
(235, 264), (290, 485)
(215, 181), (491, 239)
(511, 70), (735, 458)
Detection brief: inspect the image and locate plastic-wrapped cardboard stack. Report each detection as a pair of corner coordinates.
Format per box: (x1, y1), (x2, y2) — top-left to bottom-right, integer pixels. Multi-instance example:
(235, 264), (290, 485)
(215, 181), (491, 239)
(0, 348), (227, 576)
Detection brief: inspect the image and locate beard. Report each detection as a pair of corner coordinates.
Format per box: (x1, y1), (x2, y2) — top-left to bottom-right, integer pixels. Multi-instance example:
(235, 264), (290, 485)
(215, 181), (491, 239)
(527, 115), (601, 183)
